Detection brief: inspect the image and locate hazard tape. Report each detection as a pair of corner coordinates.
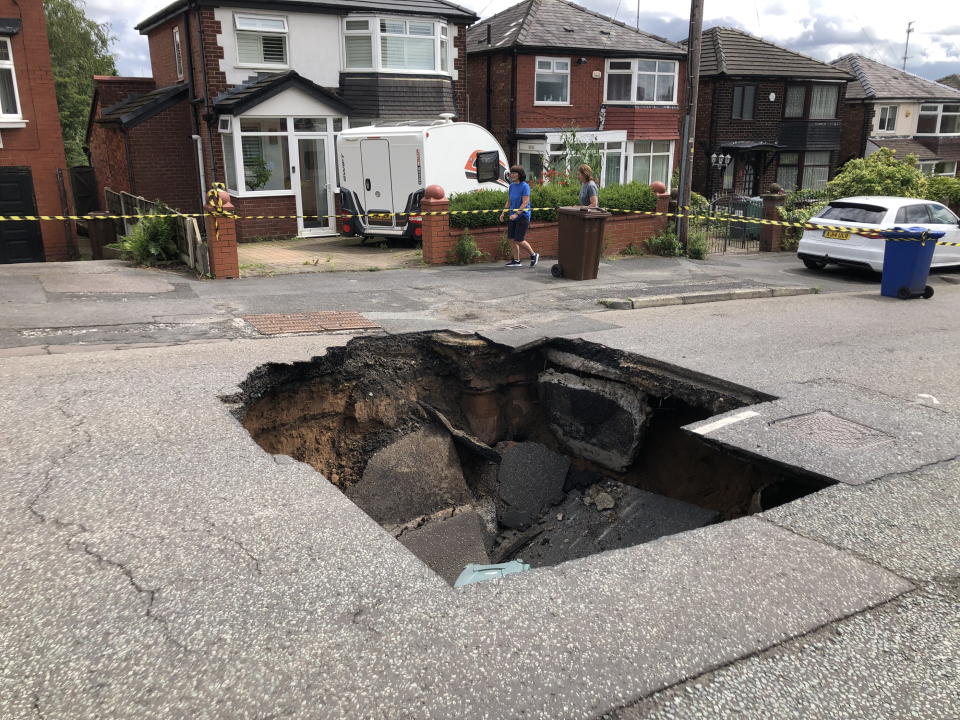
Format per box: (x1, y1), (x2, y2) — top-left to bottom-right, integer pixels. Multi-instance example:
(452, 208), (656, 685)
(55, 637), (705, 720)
(2, 207), (957, 246)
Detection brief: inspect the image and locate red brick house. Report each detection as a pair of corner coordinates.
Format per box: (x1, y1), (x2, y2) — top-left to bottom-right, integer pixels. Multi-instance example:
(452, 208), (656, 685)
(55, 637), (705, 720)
(466, 0), (686, 189)
(87, 0), (477, 241)
(689, 28), (854, 198)
(0, 2), (72, 263)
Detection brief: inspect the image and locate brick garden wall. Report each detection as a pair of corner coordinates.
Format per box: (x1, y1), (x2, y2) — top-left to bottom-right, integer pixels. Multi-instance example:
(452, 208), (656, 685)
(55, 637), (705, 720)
(0, 0), (73, 260)
(231, 195), (299, 242)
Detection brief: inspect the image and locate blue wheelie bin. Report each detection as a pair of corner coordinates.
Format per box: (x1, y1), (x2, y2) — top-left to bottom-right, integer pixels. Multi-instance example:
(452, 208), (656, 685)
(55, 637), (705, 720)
(879, 226), (945, 300)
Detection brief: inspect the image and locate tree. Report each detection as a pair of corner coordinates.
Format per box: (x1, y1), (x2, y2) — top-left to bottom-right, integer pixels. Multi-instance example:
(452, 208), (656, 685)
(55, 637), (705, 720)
(43, 0), (117, 166)
(827, 147), (928, 200)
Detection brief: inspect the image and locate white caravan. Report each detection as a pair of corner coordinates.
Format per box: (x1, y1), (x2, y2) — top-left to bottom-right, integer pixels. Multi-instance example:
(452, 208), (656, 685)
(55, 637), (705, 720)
(337, 116), (508, 241)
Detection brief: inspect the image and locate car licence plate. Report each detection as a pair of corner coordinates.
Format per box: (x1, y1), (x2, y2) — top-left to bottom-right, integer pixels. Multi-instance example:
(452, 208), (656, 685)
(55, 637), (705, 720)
(823, 230), (850, 240)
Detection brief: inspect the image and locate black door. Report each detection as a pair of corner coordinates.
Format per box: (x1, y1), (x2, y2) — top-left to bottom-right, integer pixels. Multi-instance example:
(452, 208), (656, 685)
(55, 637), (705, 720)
(0, 167), (44, 263)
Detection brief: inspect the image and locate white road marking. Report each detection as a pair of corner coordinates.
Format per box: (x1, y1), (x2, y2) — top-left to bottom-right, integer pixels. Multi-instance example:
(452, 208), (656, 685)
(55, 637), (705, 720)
(693, 410), (761, 435)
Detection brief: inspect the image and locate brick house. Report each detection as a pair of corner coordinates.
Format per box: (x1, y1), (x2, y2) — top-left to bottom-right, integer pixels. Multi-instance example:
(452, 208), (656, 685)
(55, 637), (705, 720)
(938, 74), (960, 92)
(88, 0), (476, 240)
(689, 28), (854, 198)
(0, 3), (72, 263)
(466, 0), (686, 189)
(833, 55), (960, 178)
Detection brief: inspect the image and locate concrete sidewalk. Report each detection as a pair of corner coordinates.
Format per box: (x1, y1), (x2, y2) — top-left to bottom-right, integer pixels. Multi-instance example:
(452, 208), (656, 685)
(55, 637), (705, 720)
(1, 254), (958, 718)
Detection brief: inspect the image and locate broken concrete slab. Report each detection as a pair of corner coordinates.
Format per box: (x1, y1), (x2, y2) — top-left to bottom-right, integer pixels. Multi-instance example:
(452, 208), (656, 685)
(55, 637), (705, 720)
(345, 425), (474, 526)
(397, 510), (491, 585)
(497, 442), (570, 529)
(419, 402), (500, 462)
(538, 370), (651, 471)
(516, 480), (720, 568)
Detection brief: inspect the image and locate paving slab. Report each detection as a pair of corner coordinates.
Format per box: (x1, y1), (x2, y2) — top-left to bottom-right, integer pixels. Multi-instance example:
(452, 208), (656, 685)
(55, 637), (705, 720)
(479, 314), (621, 348)
(39, 273), (176, 294)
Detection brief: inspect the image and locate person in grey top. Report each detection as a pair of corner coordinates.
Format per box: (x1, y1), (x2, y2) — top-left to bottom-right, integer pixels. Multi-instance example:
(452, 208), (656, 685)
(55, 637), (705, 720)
(578, 164), (599, 207)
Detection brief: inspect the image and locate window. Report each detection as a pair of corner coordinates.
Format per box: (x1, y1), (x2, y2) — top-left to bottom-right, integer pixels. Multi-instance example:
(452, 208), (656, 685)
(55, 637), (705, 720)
(895, 204), (933, 224)
(784, 85), (805, 118)
(801, 151), (831, 189)
(172, 27), (184, 81)
(877, 105), (897, 132)
(0, 38), (21, 118)
(342, 17), (450, 73)
(776, 152), (799, 191)
(820, 202), (887, 224)
(920, 160), (958, 177)
(929, 203), (959, 223)
(604, 142), (623, 186)
(809, 85), (839, 119)
(519, 152), (545, 182)
(631, 140), (672, 187)
(536, 57), (569, 104)
(235, 14), (288, 67)
(604, 59), (678, 104)
(381, 19), (435, 71)
(732, 85), (756, 120)
(917, 104), (960, 135)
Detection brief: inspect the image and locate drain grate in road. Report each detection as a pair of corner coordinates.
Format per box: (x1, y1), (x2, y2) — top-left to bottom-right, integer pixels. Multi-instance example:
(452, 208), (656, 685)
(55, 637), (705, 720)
(773, 411), (891, 450)
(243, 312), (380, 335)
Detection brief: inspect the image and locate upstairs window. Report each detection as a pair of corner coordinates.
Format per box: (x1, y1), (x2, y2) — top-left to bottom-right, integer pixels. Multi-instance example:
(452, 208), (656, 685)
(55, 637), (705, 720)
(535, 57), (569, 104)
(604, 59), (677, 104)
(342, 17), (450, 73)
(877, 105), (897, 132)
(784, 85), (805, 118)
(732, 85), (755, 120)
(235, 14), (288, 67)
(917, 104), (960, 135)
(0, 37), (21, 118)
(173, 27), (184, 81)
(809, 84), (839, 119)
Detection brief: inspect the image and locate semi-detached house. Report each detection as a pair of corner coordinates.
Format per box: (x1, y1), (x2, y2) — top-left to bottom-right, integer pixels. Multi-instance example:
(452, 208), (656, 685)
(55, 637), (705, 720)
(87, 0), (476, 241)
(466, 0), (686, 190)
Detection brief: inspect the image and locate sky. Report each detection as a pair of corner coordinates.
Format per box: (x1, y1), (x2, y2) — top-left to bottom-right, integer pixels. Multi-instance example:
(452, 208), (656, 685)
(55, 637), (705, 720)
(85, 0), (960, 82)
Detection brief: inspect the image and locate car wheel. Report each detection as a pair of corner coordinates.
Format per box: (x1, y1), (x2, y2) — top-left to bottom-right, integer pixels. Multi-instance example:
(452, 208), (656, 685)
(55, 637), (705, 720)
(923, 285), (934, 299)
(897, 287), (913, 300)
(803, 258), (827, 271)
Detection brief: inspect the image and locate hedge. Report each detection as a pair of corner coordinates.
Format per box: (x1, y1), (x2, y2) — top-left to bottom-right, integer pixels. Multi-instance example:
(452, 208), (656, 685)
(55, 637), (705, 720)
(448, 182), (657, 228)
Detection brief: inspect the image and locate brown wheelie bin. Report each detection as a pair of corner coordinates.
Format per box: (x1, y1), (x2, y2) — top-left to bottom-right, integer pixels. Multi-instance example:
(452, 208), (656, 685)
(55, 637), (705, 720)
(551, 207), (611, 280)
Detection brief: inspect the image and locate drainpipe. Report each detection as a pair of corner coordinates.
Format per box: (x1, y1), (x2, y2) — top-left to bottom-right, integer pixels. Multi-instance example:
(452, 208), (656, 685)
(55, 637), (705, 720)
(192, 135), (205, 210)
(510, 49), (518, 164)
(192, 0), (216, 189)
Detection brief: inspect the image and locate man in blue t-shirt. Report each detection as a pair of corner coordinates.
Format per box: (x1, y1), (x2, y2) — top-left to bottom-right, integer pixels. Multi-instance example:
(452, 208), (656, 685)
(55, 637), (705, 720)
(499, 165), (539, 268)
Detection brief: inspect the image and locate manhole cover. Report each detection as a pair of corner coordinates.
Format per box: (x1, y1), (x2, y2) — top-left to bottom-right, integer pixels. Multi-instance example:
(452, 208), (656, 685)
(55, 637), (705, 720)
(242, 312), (380, 335)
(773, 411), (891, 450)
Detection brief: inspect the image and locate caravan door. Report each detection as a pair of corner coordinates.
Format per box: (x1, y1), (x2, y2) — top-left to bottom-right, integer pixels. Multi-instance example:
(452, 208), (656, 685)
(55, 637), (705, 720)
(360, 139), (395, 227)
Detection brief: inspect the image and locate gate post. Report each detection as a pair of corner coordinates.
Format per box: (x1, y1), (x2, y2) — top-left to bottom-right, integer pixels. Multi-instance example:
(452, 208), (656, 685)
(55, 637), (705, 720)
(760, 190), (786, 252)
(420, 185), (450, 265)
(204, 189), (239, 279)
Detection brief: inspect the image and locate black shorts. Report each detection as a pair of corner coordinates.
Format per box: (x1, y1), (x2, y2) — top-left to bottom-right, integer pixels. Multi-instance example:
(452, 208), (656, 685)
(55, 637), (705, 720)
(508, 215), (530, 243)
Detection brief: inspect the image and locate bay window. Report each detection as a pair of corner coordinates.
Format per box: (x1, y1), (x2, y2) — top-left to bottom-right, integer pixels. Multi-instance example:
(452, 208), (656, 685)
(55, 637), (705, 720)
(535, 57), (569, 104)
(631, 141), (672, 187)
(342, 17), (451, 73)
(0, 37), (21, 118)
(604, 59), (678, 104)
(235, 14), (288, 67)
(917, 104), (960, 135)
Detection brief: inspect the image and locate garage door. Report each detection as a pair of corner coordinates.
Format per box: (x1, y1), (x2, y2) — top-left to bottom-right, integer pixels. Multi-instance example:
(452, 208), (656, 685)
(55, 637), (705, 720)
(0, 167), (44, 263)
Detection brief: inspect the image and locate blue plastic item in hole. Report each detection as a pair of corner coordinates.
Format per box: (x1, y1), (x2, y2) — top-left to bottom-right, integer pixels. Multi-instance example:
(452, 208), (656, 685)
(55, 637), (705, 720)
(453, 560), (531, 588)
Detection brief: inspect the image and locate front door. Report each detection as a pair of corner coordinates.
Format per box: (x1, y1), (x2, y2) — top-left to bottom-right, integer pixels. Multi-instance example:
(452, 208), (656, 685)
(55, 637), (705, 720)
(360, 139), (394, 226)
(294, 137), (335, 236)
(0, 167), (44, 263)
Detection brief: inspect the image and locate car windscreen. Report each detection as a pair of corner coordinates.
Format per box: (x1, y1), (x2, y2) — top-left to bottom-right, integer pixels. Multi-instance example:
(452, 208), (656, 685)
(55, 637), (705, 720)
(818, 203), (888, 224)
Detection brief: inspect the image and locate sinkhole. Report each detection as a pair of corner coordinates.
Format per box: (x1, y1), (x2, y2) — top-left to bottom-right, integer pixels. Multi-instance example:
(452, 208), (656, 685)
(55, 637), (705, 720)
(233, 332), (833, 586)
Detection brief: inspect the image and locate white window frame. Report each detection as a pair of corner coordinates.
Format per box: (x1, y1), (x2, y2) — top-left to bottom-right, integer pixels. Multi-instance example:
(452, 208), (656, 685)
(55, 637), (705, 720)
(234, 13), (289, 70)
(629, 140), (674, 190)
(535, 56), (570, 106)
(920, 160), (958, 177)
(916, 103), (960, 136)
(876, 105), (897, 133)
(341, 16), (451, 75)
(603, 58), (678, 105)
(220, 115), (350, 198)
(0, 37), (23, 121)
(173, 27), (184, 81)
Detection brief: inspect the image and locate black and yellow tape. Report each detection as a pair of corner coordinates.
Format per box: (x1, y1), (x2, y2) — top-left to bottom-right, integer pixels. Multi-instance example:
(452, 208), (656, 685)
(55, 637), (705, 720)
(2, 205), (958, 247)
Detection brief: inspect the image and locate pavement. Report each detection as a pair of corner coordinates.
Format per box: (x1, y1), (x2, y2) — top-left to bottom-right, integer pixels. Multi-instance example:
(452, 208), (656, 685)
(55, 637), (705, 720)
(1, 252), (959, 718)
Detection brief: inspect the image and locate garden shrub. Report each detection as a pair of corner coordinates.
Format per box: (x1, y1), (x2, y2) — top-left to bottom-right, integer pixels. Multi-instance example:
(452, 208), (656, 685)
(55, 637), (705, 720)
(685, 229), (709, 260)
(597, 182), (657, 213)
(448, 189), (507, 228)
(926, 176), (960, 209)
(452, 231), (482, 265)
(827, 148), (927, 199)
(120, 206), (178, 265)
(648, 230), (680, 257)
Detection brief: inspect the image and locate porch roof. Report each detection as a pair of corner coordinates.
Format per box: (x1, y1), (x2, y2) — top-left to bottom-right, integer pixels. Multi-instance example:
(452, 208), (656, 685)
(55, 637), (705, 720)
(98, 84), (188, 129)
(719, 140), (784, 151)
(213, 71), (351, 116)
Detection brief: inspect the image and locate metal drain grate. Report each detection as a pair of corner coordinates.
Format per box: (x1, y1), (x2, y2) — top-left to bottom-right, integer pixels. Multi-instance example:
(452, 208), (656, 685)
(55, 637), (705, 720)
(243, 312), (381, 335)
(772, 411), (891, 450)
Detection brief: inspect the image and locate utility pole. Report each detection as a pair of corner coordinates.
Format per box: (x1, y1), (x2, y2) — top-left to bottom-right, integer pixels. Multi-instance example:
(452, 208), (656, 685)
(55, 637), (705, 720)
(677, 0), (704, 248)
(902, 21), (914, 70)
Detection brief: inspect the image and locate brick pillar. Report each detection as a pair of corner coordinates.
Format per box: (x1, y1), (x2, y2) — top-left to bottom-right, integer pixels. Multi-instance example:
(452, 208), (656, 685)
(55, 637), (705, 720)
(421, 190), (451, 265)
(657, 193), (671, 234)
(760, 193), (786, 252)
(204, 192), (239, 278)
